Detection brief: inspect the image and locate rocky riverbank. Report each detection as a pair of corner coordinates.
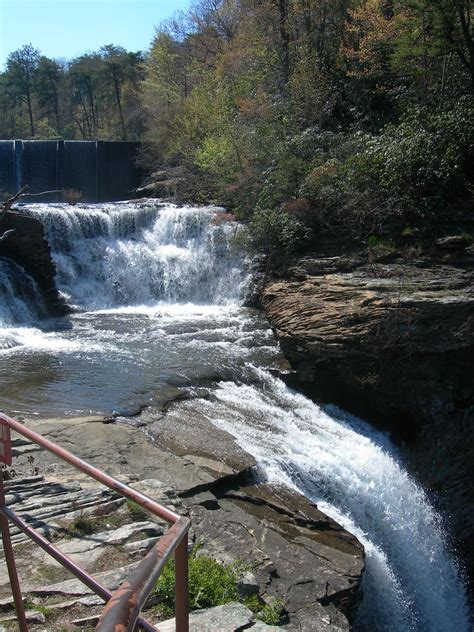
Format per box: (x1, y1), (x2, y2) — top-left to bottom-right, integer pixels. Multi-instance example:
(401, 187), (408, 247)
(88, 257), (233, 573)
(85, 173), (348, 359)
(1, 410), (364, 630)
(260, 234), (474, 592)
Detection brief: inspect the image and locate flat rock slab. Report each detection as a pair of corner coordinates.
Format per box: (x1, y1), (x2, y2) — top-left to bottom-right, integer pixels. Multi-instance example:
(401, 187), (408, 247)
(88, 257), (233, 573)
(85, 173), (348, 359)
(141, 403), (257, 485)
(187, 483), (364, 631)
(17, 416), (234, 496)
(30, 561), (140, 597)
(158, 602), (280, 631)
(30, 521), (163, 569)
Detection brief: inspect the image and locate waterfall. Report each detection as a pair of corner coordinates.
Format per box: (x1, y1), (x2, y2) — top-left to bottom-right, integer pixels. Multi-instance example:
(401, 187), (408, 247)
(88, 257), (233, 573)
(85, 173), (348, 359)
(0, 201), (470, 629)
(22, 202), (249, 309)
(0, 257), (47, 350)
(169, 367), (471, 632)
(0, 258), (46, 326)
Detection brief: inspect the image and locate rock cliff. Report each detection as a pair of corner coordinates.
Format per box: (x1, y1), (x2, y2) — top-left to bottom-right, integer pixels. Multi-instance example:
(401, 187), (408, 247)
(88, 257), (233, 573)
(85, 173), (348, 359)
(261, 239), (474, 590)
(0, 210), (68, 316)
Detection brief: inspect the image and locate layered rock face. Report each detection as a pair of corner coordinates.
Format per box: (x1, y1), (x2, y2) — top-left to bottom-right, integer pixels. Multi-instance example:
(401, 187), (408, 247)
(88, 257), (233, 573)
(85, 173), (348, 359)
(0, 210), (67, 316)
(261, 244), (474, 588)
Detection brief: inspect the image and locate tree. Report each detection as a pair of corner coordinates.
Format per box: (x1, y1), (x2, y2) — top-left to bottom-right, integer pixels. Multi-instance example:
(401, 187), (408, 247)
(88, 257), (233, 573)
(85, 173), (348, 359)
(397, 0), (474, 89)
(100, 45), (141, 140)
(35, 56), (64, 134)
(5, 45), (40, 136)
(69, 53), (103, 138)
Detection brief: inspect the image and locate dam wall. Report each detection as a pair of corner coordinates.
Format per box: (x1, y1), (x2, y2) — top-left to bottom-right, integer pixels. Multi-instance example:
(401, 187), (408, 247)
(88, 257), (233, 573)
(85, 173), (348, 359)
(0, 140), (142, 201)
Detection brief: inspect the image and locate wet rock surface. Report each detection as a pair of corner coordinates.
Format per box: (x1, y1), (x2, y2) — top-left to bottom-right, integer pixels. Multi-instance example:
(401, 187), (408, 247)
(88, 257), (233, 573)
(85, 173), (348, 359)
(0, 210), (67, 316)
(1, 412), (364, 630)
(261, 244), (474, 591)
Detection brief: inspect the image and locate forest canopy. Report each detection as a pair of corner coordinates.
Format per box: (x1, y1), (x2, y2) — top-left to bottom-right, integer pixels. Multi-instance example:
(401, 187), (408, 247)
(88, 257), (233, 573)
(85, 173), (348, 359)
(1, 0), (473, 246)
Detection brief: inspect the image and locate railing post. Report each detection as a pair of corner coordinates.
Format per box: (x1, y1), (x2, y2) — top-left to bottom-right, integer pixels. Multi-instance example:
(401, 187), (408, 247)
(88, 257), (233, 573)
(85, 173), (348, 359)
(175, 533), (189, 632)
(0, 475), (29, 632)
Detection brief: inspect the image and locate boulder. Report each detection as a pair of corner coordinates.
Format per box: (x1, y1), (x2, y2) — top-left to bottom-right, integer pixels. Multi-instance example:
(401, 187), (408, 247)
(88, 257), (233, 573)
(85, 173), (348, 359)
(0, 210), (68, 315)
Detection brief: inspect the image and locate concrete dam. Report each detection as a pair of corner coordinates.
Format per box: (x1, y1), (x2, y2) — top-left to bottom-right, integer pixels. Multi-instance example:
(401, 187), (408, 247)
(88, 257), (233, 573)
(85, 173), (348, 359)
(0, 140), (142, 201)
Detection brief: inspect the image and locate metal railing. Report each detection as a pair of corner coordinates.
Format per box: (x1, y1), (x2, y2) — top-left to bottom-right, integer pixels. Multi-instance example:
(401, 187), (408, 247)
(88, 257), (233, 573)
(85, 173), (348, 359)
(0, 412), (190, 632)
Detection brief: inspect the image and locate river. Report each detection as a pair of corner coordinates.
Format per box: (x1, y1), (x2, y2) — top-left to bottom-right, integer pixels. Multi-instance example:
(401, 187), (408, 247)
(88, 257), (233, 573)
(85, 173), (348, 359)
(0, 201), (470, 631)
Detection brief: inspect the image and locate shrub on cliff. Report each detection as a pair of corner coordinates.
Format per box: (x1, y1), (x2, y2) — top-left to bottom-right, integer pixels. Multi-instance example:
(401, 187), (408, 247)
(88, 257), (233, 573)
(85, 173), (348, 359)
(351, 97), (474, 218)
(248, 207), (310, 257)
(296, 98), (474, 236)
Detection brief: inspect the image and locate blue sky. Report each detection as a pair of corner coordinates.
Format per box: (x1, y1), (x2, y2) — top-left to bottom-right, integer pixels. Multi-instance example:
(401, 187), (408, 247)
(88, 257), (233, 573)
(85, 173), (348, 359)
(0, 0), (191, 68)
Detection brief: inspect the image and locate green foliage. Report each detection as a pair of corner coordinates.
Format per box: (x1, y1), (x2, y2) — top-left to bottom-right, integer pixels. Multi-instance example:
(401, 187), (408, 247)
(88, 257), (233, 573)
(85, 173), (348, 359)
(154, 548), (285, 624)
(350, 98), (474, 217)
(126, 499), (149, 521)
(242, 594), (284, 625)
(0, 43), (143, 140)
(295, 98), (474, 235)
(1, 0), (472, 256)
(25, 602), (53, 618)
(248, 208), (310, 256)
(154, 549), (240, 618)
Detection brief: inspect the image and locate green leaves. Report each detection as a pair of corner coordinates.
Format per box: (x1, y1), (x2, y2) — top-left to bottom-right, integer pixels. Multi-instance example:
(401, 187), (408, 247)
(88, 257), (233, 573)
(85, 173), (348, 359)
(154, 550), (240, 617)
(249, 207), (310, 256)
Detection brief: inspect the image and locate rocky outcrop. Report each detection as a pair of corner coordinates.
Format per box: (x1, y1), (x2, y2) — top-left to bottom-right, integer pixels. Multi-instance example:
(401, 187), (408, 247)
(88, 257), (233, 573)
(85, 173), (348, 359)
(260, 242), (474, 591)
(0, 210), (67, 316)
(3, 412), (364, 630)
(136, 166), (186, 199)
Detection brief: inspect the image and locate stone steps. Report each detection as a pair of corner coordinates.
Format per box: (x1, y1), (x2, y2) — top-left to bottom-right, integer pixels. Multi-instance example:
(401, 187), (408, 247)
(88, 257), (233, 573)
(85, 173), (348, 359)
(0, 473), (175, 629)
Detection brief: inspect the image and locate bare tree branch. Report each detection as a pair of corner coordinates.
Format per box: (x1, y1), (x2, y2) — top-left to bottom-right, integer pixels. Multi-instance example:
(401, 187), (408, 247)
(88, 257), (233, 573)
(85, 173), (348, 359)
(0, 186), (60, 243)
(0, 185), (30, 219)
(21, 190), (61, 199)
(0, 229), (16, 243)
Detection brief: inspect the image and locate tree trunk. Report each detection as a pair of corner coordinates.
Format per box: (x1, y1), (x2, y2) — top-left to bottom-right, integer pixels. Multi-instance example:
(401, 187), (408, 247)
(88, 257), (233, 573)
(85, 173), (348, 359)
(113, 76), (127, 141)
(26, 88), (35, 136)
(277, 0), (290, 84)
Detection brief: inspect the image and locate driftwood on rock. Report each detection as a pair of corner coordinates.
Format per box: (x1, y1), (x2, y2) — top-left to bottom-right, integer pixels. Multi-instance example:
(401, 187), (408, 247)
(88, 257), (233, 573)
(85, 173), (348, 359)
(0, 186), (60, 242)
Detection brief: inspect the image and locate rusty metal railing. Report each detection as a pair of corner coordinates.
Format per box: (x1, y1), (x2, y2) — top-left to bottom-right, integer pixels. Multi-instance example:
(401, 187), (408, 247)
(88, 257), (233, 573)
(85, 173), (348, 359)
(0, 412), (189, 632)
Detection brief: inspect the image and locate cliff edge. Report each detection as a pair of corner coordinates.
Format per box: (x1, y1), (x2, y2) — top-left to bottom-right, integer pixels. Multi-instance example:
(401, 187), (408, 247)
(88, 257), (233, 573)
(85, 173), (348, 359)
(261, 237), (474, 590)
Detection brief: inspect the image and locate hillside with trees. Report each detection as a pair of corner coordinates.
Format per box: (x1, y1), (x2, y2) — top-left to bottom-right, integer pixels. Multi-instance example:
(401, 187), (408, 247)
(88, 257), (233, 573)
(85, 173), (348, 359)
(1, 0), (473, 250)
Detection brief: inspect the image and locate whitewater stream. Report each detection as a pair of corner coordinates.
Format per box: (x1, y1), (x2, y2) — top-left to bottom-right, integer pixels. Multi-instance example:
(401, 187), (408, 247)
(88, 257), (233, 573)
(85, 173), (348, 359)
(0, 202), (470, 630)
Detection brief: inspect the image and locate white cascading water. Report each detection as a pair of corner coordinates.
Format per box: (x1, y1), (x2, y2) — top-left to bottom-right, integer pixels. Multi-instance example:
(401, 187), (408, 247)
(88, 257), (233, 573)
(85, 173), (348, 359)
(170, 368), (470, 631)
(0, 202), (470, 629)
(0, 257), (47, 350)
(23, 202), (247, 308)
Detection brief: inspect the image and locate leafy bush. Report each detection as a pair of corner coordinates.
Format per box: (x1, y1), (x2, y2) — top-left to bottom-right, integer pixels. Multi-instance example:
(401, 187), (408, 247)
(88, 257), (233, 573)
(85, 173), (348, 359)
(351, 97), (474, 218)
(154, 550), (240, 618)
(153, 548), (285, 624)
(295, 98), (474, 236)
(248, 207), (310, 256)
(242, 594), (284, 625)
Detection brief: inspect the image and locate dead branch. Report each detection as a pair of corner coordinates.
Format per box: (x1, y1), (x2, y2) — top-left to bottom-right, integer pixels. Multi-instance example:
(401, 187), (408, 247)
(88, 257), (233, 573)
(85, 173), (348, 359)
(0, 186), (60, 243)
(0, 229), (16, 242)
(0, 186), (29, 219)
(21, 189), (61, 199)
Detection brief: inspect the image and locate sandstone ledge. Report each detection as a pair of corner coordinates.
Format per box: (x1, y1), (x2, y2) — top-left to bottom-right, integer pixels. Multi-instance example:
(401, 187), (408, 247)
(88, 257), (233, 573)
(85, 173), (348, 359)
(261, 253), (473, 593)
